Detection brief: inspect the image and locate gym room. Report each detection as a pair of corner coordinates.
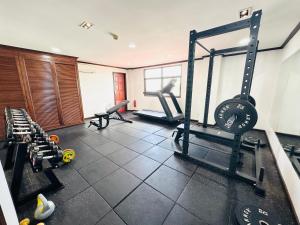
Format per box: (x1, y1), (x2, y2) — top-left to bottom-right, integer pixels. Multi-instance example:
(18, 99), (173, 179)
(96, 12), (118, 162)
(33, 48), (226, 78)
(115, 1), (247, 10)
(0, 0), (299, 225)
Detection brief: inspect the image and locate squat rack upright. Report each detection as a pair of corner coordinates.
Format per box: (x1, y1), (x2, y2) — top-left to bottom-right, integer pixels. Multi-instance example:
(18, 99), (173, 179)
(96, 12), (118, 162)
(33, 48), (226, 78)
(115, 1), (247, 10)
(176, 10), (264, 195)
(182, 10), (262, 151)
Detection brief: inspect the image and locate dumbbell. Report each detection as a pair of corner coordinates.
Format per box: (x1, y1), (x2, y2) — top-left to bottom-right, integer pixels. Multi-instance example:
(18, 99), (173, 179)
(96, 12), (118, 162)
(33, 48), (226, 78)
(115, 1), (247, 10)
(33, 134), (57, 145)
(32, 132), (60, 144)
(31, 151), (62, 172)
(12, 127), (36, 135)
(6, 124), (35, 140)
(28, 141), (58, 155)
(31, 152), (44, 172)
(33, 132), (48, 140)
(30, 148), (63, 171)
(29, 143), (60, 157)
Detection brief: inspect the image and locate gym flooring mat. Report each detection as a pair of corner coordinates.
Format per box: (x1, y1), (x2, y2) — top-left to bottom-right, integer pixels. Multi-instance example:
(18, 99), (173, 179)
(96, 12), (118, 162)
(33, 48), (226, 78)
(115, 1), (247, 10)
(0, 113), (297, 225)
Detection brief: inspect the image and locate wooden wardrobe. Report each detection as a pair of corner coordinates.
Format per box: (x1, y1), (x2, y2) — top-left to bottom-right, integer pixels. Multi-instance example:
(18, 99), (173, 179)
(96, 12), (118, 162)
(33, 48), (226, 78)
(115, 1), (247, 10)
(0, 46), (84, 139)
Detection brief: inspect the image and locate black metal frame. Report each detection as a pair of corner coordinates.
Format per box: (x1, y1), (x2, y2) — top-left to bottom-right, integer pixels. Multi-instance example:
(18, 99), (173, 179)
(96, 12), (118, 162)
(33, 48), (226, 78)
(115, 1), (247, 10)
(7, 143), (63, 206)
(290, 156), (300, 175)
(175, 10), (265, 195)
(89, 100), (132, 130)
(284, 145), (300, 175)
(134, 88), (184, 123)
(175, 124), (255, 152)
(89, 111), (132, 130)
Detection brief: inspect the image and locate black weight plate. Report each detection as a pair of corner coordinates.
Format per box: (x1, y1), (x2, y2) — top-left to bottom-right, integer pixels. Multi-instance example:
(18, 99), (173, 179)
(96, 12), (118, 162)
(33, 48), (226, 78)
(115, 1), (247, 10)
(234, 94), (256, 107)
(235, 204), (281, 225)
(214, 99), (257, 134)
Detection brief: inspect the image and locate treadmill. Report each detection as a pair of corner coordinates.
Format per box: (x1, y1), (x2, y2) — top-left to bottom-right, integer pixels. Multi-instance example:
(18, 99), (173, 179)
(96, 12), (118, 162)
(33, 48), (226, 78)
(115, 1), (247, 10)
(133, 79), (184, 123)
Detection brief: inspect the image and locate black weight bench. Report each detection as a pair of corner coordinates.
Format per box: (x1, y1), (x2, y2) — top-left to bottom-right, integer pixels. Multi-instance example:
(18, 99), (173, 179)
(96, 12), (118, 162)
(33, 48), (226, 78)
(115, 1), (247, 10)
(89, 100), (132, 130)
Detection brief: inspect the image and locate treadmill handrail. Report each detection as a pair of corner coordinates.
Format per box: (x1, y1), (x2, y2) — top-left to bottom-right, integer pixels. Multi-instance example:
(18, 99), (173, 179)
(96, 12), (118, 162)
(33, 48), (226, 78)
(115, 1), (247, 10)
(138, 79), (183, 121)
(143, 91), (159, 96)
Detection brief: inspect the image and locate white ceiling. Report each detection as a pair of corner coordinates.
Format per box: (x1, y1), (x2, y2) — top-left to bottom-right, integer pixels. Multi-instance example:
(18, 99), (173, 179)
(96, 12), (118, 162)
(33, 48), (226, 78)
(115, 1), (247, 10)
(0, 0), (299, 68)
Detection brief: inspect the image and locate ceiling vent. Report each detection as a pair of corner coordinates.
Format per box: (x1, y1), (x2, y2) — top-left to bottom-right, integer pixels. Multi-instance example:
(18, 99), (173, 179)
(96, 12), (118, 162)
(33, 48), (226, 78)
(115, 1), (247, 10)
(79, 21), (94, 29)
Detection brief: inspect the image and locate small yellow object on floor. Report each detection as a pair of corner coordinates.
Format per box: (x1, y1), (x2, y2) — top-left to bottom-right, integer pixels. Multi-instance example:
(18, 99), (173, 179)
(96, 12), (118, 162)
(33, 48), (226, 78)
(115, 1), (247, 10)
(19, 218), (46, 225)
(62, 149), (76, 163)
(19, 218), (30, 225)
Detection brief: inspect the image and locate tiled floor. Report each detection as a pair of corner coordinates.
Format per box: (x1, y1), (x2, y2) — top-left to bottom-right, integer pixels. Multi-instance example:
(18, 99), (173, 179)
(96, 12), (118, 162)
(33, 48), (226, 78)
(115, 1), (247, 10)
(1, 114), (298, 225)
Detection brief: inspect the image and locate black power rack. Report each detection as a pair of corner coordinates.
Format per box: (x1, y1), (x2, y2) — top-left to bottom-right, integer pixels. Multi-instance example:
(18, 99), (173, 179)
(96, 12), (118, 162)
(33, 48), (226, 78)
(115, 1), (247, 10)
(174, 10), (265, 195)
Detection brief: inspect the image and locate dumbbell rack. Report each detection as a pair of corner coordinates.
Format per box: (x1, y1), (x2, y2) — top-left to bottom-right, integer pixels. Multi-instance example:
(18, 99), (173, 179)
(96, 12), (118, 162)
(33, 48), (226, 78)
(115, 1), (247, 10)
(4, 108), (64, 206)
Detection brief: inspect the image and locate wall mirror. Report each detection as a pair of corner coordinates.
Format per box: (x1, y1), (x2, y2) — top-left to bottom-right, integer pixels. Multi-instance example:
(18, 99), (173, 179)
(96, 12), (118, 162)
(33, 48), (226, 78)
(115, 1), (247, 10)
(271, 49), (300, 177)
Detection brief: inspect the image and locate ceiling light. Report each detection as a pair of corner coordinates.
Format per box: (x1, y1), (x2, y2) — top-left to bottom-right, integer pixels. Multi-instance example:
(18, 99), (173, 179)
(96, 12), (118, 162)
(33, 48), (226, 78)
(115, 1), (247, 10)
(51, 47), (61, 54)
(239, 7), (252, 19)
(239, 37), (250, 46)
(79, 21), (94, 29)
(128, 42), (136, 48)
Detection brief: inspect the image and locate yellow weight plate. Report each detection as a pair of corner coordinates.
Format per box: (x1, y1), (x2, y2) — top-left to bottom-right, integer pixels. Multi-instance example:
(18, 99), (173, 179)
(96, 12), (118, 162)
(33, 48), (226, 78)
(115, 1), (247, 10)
(62, 149), (76, 163)
(49, 135), (60, 144)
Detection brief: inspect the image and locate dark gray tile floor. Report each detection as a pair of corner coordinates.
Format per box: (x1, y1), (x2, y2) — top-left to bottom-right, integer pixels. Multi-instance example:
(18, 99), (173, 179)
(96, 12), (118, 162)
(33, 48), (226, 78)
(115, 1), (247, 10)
(0, 114), (297, 225)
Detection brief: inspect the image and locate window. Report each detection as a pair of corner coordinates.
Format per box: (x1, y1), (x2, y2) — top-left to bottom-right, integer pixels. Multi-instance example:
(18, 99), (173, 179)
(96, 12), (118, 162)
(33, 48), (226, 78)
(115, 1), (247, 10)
(144, 65), (181, 97)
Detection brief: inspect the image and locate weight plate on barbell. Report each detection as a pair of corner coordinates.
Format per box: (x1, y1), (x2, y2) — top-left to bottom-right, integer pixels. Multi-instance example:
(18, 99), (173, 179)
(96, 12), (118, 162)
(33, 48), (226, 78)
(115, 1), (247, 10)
(214, 99), (257, 134)
(235, 204), (281, 225)
(234, 94), (256, 107)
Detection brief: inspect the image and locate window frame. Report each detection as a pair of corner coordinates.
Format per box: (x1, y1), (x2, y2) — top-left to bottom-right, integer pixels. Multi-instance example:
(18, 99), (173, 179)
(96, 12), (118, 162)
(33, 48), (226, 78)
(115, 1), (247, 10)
(143, 64), (182, 98)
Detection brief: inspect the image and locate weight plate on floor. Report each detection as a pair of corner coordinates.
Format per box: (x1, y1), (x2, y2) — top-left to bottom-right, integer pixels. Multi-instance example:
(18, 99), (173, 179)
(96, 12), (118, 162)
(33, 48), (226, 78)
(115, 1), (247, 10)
(234, 94), (256, 107)
(62, 149), (76, 163)
(235, 204), (281, 225)
(214, 99), (257, 134)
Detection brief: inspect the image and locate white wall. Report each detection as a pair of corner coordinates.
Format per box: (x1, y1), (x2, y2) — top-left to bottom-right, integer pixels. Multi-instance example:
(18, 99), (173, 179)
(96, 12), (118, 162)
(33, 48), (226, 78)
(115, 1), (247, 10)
(282, 30), (300, 62)
(126, 63), (186, 116)
(0, 162), (19, 225)
(126, 57), (222, 122)
(218, 50), (283, 129)
(127, 50), (283, 129)
(78, 63), (126, 118)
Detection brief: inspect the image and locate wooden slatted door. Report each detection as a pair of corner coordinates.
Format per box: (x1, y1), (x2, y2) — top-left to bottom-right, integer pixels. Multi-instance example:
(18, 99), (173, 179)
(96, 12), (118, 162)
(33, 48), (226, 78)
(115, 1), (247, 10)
(24, 59), (61, 130)
(0, 55), (26, 139)
(56, 63), (83, 125)
(113, 73), (127, 113)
